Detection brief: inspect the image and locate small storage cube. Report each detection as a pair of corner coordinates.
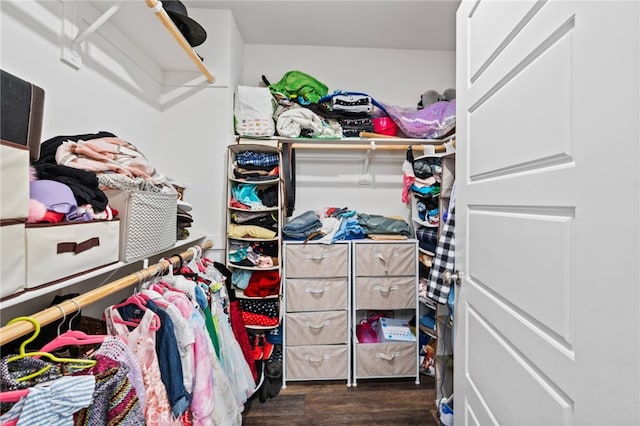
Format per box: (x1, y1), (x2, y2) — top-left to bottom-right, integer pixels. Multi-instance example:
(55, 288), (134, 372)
(285, 243), (348, 278)
(0, 141), (29, 220)
(286, 310), (349, 345)
(0, 220), (26, 299)
(25, 220), (120, 289)
(355, 341), (417, 378)
(104, 189), (177, 262)
(354, 276), (416, 310)
(285, 277), (348, 312)
(285, 344), (348, 380)
(354, 242), (416, 276)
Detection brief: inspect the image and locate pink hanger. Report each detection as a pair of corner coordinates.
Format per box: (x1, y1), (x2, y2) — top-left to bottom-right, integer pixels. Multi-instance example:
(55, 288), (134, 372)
(0, 388), (29, 403)
(39, 330), (106, 354)
(37, 302), (108, 354)
(111, 295), (160, 331)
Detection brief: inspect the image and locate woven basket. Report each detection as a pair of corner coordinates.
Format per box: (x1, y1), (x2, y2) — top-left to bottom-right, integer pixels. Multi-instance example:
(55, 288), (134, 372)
(105, 189), (177, 262)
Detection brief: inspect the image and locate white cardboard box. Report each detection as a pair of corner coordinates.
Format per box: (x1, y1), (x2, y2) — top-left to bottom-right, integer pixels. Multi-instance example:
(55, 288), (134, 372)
(374, 317), (416, 343)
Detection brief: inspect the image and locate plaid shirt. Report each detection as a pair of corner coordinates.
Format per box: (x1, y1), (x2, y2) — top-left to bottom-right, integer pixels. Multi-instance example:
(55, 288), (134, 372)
(236, 150), (279, 168)
(427, 205), (455, 304)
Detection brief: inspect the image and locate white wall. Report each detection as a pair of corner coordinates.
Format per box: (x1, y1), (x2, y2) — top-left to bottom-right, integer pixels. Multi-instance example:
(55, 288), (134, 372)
(243, 44), (455, 219)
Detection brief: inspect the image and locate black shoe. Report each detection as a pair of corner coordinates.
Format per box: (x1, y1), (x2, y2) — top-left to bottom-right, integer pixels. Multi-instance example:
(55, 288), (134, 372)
(265, 344), (282, 379)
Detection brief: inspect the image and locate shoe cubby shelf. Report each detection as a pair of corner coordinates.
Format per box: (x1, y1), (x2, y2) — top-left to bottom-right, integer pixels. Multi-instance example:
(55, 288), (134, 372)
(225, 143), (283, 335)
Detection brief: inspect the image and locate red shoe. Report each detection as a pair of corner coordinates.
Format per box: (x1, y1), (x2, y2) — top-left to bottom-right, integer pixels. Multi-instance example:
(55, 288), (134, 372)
(251, 335), (263, 360)
(261, 334), (274, 359)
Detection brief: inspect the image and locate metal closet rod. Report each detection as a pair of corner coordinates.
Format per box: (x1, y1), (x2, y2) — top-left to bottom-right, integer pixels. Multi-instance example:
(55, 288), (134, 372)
(0, 240), (213, 346)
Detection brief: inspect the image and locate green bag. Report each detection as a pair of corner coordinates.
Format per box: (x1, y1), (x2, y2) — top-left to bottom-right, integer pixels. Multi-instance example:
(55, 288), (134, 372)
(268, 70), (328, 104)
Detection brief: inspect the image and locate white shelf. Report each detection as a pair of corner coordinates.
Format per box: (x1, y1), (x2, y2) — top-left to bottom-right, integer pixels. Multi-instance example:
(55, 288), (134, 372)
(244, 134), (456, 148)
(0, 233), (207, 310)
(227, 236), (279, 243)
(62, 0), (214, 83)
(229, 177), (279, 185)
(226, 264), (280, 272)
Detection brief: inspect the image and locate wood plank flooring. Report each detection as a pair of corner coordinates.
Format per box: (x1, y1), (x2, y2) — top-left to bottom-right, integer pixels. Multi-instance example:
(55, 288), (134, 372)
(242, 375), (439, 426)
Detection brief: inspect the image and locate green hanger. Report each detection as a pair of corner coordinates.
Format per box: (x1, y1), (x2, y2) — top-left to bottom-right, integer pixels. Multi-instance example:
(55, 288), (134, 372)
(6, 316), (96, 383)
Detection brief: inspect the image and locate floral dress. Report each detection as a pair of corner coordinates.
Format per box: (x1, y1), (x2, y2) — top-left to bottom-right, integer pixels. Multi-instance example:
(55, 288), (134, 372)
(104, 306), (180, 426)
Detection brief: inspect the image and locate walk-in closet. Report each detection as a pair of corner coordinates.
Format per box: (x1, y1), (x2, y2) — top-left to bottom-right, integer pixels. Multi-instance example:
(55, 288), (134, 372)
(1, 1), (639, 425)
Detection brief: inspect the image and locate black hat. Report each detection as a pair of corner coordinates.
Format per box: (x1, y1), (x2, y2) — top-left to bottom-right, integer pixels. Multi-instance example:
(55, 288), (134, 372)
(162, 0), (207, 47)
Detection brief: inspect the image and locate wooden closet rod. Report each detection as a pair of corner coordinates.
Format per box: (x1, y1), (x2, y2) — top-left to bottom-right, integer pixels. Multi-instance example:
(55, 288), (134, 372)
(144, 0), (215, 83)
(0, 240), (213, 347)
(286, 133), (456, 153)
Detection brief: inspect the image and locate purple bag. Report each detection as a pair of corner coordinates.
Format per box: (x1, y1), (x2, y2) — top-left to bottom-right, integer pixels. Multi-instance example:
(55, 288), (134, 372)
(382, 100), (456, 139)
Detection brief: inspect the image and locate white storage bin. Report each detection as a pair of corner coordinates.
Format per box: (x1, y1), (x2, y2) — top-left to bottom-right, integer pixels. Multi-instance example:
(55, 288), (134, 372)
(0, 220), (26, 299)
(104, 189), (177, 262)
(285, 277), (348, 312)
(0, 141), (29, 220)
(285, 310), (349, 345)
(25, 220), (120, 289)
(285, 243), (348, 278)
(285, 345), (348, 380)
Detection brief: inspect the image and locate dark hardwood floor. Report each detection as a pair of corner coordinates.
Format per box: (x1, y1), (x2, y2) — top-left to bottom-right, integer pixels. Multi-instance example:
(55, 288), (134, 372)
(242, 375), (439, 426)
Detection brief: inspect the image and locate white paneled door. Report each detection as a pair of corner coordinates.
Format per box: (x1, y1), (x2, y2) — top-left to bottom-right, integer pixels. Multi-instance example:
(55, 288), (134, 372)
(455, 1), (639, 425)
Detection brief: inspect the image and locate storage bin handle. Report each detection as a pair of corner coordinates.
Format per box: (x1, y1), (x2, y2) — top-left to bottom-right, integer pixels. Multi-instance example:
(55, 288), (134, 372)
(375, 253), (388, 274)
(306, 287), (327, 295)
(57, 237), (100, 255)
(373, 285), (399, 296)
(305, 353), (330, 363)
(376, 351), (400, 361)
(304, 320), (330, 330)
(305, 254), (329, 260)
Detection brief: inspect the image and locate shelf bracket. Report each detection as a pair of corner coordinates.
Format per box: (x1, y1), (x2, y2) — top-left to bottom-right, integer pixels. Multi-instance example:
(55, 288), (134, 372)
(358, 143), (375, 185)
(61, 0), (123, 70)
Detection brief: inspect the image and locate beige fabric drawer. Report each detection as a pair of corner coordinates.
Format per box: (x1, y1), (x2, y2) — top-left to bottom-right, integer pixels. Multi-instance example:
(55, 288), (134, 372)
(285, 243), (348, 278)
(0, 220), (26, 299)
(286, 345), (348, 380)
(286, 311), (349, 345)
(285, 277), (348, 312)
(355, 342), (417, 378)
(354, 242), (416, 276)
(0, 141), (29, 220)
(25, 220), (120, 289)
(354, 276), (416, 310)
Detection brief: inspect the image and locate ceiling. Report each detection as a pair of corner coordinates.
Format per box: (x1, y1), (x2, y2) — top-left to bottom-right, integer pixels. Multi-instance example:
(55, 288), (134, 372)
(186, 1), (460, 51)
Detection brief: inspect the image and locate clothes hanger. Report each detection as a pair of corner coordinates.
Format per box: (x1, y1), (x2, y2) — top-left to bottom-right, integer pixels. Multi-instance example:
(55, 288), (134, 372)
(5, 316), (96, 383)
(39, 301), (107, 353)
(111, 293), (161, 331)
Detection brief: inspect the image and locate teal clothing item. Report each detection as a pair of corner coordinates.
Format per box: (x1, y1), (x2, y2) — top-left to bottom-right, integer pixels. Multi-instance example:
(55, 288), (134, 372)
(269, 70), (328, 104)
(358, 213), (412, 237)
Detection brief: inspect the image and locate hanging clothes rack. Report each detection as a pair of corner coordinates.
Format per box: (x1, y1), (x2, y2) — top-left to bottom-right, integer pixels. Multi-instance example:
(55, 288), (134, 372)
(0, 240), (213, 347)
